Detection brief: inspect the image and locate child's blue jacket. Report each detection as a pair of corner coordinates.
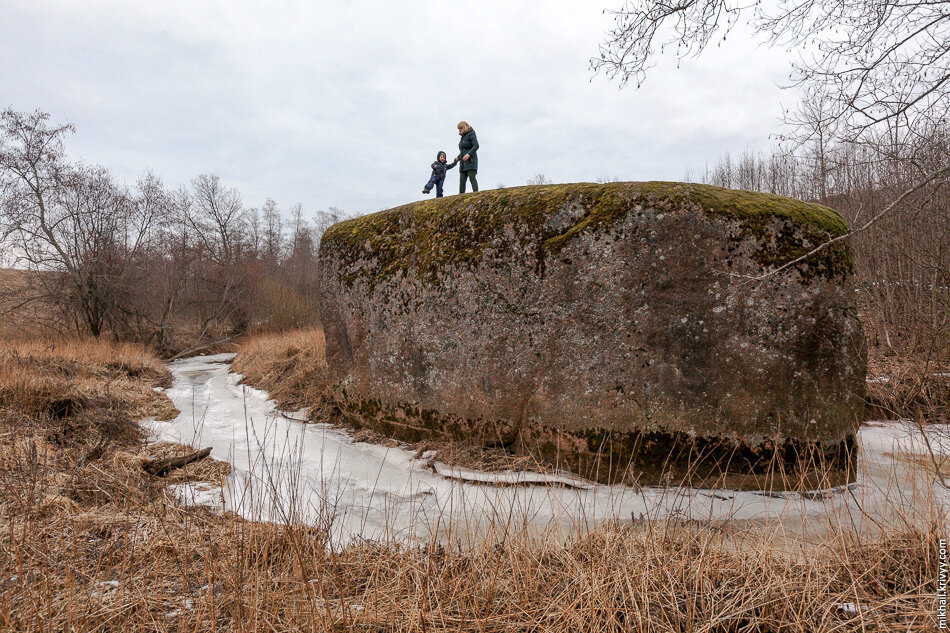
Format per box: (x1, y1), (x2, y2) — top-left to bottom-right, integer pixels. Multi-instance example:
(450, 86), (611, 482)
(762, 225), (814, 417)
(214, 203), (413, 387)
(430, 151), (458, 181)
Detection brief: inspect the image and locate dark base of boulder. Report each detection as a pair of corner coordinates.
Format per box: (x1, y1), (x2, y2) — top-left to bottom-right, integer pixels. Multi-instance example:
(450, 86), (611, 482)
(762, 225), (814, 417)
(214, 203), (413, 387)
(529, 426), (857, 490)
(328, 393), (857, 491)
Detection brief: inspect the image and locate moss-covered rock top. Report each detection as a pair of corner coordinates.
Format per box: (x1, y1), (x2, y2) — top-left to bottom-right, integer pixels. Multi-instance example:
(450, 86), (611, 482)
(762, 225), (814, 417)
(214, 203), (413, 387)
(321, 182), (851, 285)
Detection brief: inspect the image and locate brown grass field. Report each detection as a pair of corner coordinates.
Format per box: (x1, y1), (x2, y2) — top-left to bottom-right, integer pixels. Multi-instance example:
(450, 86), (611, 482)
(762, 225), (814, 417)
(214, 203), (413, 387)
(0, 327), (938, 630)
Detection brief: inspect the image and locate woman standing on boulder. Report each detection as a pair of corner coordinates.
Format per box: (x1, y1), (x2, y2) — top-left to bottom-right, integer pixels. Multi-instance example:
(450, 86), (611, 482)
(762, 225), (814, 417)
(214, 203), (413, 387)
(456, 121), (479, 193)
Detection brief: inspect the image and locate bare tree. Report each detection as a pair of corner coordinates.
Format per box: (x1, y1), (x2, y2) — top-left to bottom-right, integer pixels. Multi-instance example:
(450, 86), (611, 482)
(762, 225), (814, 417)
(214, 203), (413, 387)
(261, 198), (283, 263)
(313, 207), (344, 246)
(594, 0), (950, 144)
(246, 206), (262, 258)
(127, 176), (192, 348)
(0, 108), (342, 347)
(179, 174), (252, 341)
(594, 0), (950, 290)
(0, 109), (152, 336)
(527, 174), (552, 185)
(188, 174), (245, 265)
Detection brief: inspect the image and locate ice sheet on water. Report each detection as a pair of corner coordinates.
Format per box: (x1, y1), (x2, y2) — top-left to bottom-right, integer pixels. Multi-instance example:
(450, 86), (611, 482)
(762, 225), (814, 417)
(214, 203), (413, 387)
(432, 462), (595, 489)
(861, 420), (950, 456)
(149, 355), (949, 546)
(167, 483), (225, 511)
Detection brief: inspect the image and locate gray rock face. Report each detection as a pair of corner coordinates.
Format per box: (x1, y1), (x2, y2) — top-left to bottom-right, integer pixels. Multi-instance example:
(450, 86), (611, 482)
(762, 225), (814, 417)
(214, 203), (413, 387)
(318, 182), (866, 488)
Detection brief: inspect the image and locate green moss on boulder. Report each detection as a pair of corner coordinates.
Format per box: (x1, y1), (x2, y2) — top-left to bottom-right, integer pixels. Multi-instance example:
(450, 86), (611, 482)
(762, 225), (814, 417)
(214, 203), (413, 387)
(321, 182), (852, 287)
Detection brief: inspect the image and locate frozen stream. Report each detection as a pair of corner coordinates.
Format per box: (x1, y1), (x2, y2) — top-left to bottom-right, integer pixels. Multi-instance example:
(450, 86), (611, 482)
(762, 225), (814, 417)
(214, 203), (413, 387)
(148, 353), (950, 546)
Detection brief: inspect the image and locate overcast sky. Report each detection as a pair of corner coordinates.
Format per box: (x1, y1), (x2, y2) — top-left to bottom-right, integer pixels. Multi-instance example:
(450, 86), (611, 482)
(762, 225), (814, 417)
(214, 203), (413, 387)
(1, 0), (799, 217)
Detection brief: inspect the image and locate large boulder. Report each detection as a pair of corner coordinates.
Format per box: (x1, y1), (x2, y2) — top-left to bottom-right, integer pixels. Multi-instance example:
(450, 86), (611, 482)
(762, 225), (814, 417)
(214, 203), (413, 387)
(318, 182), (866, 488)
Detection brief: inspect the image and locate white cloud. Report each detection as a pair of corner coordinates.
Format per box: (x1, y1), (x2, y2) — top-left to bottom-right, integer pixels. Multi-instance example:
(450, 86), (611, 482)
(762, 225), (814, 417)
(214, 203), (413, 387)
(1, 0), (798, 215)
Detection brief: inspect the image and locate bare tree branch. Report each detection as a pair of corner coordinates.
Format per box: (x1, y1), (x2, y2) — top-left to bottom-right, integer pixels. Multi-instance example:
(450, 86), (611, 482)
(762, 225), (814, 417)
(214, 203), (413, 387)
(737, 164), (950, 283)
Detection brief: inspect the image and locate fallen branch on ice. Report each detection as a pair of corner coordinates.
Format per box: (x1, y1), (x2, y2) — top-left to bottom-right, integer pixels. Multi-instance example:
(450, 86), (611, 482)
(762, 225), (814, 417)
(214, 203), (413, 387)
(143, 447), (213, 477)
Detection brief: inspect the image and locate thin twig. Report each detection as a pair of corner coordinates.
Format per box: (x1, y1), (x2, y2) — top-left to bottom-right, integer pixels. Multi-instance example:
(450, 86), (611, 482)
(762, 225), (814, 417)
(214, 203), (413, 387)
(741, 164), (950, 284)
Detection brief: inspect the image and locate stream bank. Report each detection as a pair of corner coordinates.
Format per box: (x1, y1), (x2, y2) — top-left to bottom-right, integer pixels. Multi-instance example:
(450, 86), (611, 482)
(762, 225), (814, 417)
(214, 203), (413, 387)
(148, 353), (949, 547)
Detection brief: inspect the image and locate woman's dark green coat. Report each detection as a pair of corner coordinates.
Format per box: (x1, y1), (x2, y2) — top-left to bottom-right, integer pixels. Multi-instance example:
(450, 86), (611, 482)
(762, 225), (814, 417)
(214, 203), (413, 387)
(458, 129), (479, 172)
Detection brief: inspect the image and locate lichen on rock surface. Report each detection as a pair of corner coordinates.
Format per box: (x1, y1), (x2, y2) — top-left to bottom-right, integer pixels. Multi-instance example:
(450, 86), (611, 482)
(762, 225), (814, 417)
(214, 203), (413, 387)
(319, 182), (866, 488)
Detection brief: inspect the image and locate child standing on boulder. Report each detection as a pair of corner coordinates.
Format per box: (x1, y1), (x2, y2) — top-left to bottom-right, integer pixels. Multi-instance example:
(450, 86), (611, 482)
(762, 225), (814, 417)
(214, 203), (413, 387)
(422, 151), (458, 198)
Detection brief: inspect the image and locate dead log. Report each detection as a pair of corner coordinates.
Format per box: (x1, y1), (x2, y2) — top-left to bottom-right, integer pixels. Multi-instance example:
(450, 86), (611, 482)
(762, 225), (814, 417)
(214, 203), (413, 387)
(143, 447), (212, 476)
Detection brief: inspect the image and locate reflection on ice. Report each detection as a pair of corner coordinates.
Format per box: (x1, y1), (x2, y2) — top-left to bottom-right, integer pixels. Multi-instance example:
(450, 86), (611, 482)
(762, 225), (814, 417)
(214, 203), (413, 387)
(148, 354), (950, 546)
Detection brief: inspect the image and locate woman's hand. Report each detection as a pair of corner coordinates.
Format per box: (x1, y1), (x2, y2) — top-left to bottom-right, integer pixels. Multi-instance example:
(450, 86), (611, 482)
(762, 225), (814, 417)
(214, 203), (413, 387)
(463, 154), (470, 161)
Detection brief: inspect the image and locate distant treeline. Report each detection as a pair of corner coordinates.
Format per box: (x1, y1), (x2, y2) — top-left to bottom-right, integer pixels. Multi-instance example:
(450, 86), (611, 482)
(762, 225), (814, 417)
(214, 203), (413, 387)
(3, 108), (947, 360)
(0, 109), (347, 354)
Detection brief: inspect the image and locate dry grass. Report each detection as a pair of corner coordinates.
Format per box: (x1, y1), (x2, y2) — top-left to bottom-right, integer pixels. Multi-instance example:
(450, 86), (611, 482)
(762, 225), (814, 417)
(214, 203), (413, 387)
(0, 471), (938, 631)
(0, 337), (178, 441)
(232, 327), (331, 411)
(0, 332), (940, 631)
(0, 336), (180, 520)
